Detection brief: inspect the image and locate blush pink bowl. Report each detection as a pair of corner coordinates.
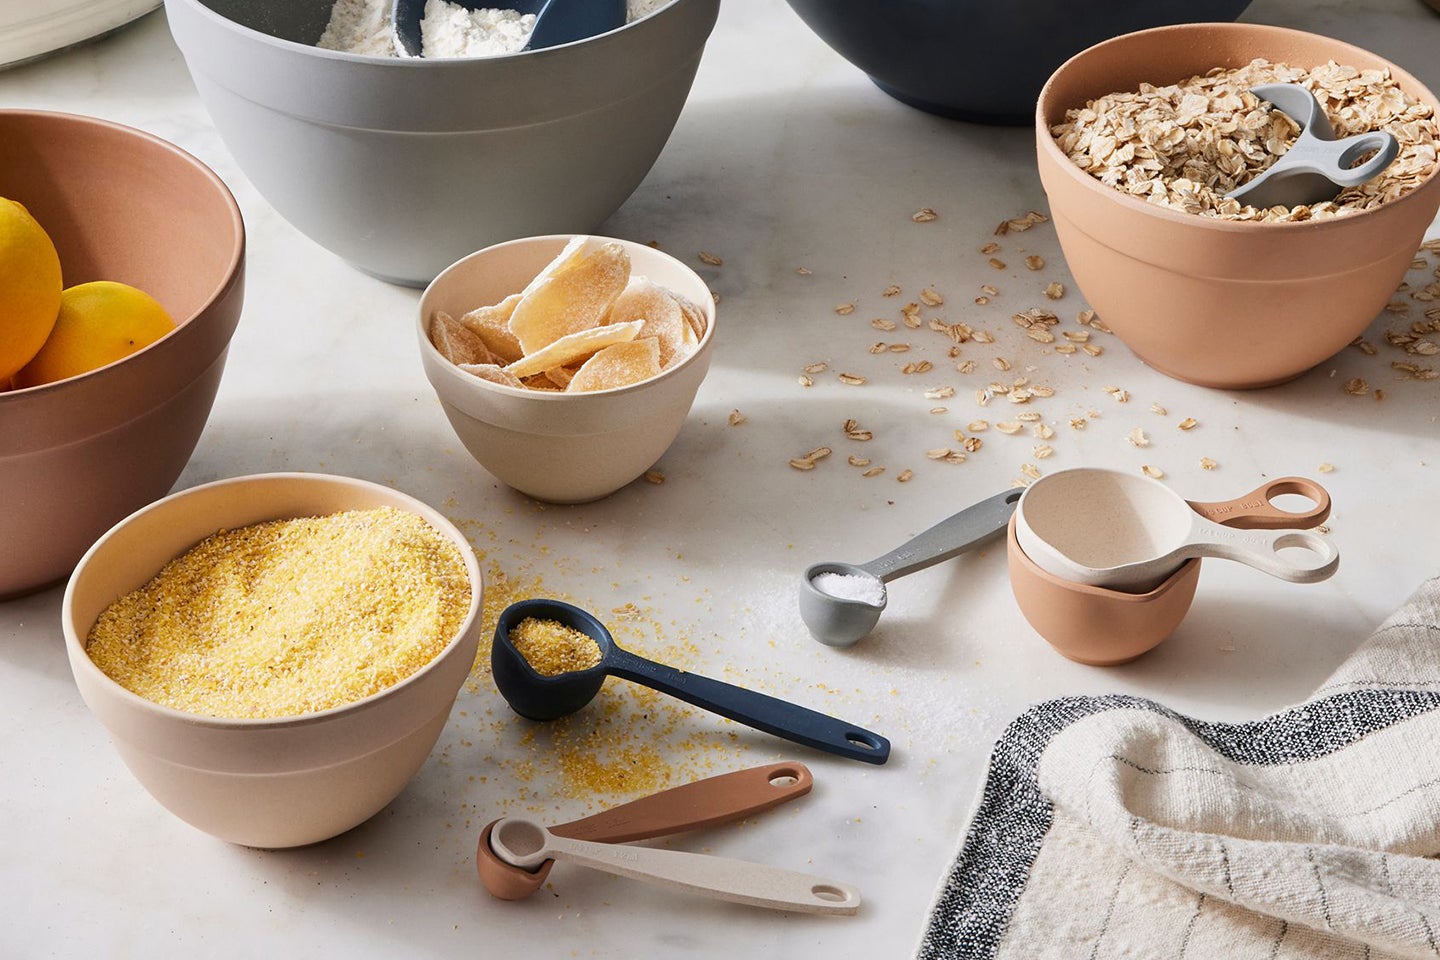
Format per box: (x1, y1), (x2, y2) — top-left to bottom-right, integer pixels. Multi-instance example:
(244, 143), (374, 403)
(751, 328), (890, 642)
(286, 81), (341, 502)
(1035, 23), (1440, 388)
(0, 110), (245, 598)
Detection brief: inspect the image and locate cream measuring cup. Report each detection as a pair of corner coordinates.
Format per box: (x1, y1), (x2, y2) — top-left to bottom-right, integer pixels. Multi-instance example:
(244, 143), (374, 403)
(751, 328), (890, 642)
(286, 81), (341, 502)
(1015, 468), (1339, 592)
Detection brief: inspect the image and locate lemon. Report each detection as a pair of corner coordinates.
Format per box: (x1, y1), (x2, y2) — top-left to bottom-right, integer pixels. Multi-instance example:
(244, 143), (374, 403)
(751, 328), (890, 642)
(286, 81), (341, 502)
(0, 197), (63, 383)
(13, 281), (176, 388)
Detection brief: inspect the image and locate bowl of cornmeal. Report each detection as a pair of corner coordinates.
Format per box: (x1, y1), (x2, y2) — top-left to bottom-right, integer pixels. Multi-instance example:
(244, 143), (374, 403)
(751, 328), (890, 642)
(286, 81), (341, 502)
(62, 472), (483, 848)
(162, 0), (720, 286)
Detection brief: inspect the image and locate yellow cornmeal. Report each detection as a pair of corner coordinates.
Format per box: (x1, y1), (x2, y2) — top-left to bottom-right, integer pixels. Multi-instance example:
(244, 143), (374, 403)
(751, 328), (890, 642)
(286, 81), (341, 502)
(509, 617), (601, 676)
(85, 507), (471, 719)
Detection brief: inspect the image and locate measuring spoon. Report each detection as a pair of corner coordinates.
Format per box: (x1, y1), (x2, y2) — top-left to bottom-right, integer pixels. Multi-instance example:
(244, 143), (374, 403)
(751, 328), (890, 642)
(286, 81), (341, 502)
(478, 761), (813, 900)
(492, 599), (890, 764)
(392, 0), (626, 57)
(799, 488), (1022, 648)
(1186, 476), (1331, 530)
(1225, 83), (1399, 209)
(1016, 468), (1339, 592)
(489, 816), (861, 915)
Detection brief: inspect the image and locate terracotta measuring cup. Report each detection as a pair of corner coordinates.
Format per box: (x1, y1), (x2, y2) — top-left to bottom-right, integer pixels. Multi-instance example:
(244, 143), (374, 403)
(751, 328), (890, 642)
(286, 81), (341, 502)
(489, 816), (861, 915)
(492, 599), (891, 764)
(798, 488), (1022, 648)
(477, 761), (813, 900)
(1009, 476), (1334, 663)
(1016, 468), (1339, 592)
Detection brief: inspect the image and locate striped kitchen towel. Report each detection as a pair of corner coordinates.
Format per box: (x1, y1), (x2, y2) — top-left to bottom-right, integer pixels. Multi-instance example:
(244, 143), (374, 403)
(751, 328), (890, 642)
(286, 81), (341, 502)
(919, 576), (1440, 959)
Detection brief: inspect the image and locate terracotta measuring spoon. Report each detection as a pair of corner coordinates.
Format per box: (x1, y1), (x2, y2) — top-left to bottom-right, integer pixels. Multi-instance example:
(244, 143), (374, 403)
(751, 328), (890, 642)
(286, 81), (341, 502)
(489, 816), (861, 915)
(477, 761), (813, 900)
(1016, 468), (1339, 592)
(492, 599), (890, 764)
(1186, 476), (1331, 530)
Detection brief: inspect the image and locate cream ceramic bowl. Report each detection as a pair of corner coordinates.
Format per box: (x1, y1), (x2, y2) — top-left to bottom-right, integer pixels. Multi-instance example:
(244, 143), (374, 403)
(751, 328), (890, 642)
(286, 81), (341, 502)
(418, 235), (717, 503)
(62, 473), (484, 848)
(1035, 22), (1440, 388)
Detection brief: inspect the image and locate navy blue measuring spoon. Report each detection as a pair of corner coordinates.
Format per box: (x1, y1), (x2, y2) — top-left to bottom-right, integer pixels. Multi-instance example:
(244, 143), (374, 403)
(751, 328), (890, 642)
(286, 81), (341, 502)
(392, 0), (626, 57)
(492, 599), (891, 765)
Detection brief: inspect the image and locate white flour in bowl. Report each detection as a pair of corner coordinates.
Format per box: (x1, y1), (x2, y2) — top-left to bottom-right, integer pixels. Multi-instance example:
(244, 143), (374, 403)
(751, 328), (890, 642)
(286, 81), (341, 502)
(317, 0), (671, 58)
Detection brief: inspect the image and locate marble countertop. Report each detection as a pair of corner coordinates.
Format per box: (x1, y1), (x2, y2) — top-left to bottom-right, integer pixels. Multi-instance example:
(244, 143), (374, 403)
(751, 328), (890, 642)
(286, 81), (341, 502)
(3, 0), (1439, 956)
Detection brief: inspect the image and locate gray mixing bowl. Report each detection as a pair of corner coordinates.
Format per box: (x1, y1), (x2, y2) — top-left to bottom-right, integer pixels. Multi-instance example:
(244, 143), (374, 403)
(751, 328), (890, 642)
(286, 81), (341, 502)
(163, 0), (720, 285)
(783, 0), (1252, 124)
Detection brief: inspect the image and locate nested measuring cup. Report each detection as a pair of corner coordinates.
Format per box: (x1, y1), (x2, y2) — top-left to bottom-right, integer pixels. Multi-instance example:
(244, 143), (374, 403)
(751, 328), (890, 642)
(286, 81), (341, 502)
(1016, 468), (1339, 592)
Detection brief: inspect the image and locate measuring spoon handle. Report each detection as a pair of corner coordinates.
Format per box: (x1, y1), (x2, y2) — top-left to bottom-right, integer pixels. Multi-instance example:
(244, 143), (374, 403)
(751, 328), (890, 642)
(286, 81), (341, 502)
(1178, 516), (1340, 584)
(539, 830), (861, 915)
(555, 762), (813, 843)
(857, 489), (1021, 583)
(1187, 476), (1331, 531)
(607, 648), (890, 765)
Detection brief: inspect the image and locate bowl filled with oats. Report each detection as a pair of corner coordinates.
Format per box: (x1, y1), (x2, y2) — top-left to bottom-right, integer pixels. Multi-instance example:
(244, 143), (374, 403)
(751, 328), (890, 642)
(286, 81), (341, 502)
(1036, 22), (1440, 388)
(417, 234), (716, 503)
(161, 0), (718, 286)
(62, 472), (483, 848)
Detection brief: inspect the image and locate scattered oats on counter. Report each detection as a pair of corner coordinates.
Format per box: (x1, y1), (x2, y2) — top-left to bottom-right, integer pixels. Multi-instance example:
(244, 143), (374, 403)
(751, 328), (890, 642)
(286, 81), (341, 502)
(86, 508), (471, 719)
(912, 208), (938, 222)
(1052, 58), (1439, 222)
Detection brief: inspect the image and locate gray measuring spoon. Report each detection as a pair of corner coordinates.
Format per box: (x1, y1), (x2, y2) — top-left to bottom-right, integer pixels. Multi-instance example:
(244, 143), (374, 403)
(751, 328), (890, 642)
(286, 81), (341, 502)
(1225, 83), (1399, 209)
(392, 0), (625, 58)
(799, 489), (1022, 648)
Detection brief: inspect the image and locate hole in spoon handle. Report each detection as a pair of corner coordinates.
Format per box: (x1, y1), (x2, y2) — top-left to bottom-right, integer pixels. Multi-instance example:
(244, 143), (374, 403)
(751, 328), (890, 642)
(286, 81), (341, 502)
(1187, 477), (1331, 531)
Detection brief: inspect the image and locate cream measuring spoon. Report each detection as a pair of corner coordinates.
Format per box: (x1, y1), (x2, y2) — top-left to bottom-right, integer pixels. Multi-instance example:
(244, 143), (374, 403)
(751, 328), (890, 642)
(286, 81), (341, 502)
(799, 489), (1022, 647)
(489, 816), (861, 915)
(1225, 83), (1399, 209)
(1016, 468), (1339, 592)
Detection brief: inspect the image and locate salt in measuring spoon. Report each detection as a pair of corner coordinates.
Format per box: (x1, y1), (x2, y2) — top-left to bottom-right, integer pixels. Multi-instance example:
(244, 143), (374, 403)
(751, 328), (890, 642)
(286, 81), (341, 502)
(799, 488), (1022, 648)
(492, 599), (891, 764)
(392, 0), (626, 57)
(489, 816), (861, 915)
(1016, 467), (1339, 592)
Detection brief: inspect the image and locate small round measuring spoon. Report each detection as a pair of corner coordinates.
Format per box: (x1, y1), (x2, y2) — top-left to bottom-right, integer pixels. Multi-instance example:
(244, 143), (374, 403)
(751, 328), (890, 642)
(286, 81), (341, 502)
(1016, 468), (1339, 592)
(489, 816), (861, 915)
(799, 488), (1022, 647)
(1225, 83), (1400, 209)
(392, 0), (626, 57)
(478, 761), (813, 900)
(492, 600), (891, 764)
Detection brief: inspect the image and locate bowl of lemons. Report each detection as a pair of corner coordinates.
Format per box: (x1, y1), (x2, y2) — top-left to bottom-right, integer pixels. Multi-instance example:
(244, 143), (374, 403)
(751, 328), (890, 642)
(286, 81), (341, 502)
(0, 109), (245, 598)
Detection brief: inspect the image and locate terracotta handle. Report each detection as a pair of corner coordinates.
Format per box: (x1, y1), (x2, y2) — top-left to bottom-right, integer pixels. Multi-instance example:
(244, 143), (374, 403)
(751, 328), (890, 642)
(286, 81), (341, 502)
(477, 761), (812, 901)
(1186, 477), (1331, 531)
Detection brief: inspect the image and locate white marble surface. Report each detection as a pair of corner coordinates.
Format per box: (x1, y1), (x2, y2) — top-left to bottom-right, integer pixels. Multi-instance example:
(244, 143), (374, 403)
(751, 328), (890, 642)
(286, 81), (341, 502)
(3, 0), (1439, 956)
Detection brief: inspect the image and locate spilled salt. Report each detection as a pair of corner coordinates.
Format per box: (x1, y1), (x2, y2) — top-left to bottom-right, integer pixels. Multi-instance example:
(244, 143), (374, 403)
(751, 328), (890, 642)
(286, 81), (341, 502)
(811, 572), (885, 606)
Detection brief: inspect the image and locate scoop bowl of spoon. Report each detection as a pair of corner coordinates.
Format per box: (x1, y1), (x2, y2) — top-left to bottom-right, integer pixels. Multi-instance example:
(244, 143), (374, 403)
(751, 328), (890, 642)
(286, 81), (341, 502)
(492, 599), (891, 764)
(393, 0), (627, 57)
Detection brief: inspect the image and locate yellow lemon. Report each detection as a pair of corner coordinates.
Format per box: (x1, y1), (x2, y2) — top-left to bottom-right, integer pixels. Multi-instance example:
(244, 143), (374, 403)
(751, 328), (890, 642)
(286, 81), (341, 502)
(0, 197), (64, 383)
(13, 281), (176, 388)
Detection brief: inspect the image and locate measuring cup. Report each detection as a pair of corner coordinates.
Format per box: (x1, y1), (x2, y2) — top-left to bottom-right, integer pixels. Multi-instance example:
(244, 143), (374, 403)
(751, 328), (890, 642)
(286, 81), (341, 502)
(1225, 83), (1400, 209)
(1015, 468), (1339, 592)
(490, 816), (861, 915)
(478, 761), (813, 900)
(492, 599), (891, 764)
(392, 0), (626, 57)
(799, 489), (1022, 648)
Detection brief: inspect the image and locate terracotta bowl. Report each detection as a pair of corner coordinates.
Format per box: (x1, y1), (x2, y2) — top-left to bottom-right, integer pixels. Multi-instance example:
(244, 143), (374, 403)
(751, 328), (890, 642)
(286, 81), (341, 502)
(1006, 516), (1199, 666)
(1035, 23), (1440, 388)
(0, 110), (245, 599)
(62, 473), (484, 848)
(163, 0), (720, 286)
(417, 235), (716, 504)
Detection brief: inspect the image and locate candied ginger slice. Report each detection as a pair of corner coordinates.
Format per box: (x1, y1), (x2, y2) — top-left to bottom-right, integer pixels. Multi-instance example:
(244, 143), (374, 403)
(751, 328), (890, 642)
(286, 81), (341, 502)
(544, 365), (578, 390)
(460, 293), (524, 364)
(429, 310), (494, 366)
(678, 295), (707, 344)
(567, 337), (663, 392)
(459, 363), (525, 389)
(605, 275), (691, 368)
(503, 320), (644, 380)
(509, 240), (630, 354)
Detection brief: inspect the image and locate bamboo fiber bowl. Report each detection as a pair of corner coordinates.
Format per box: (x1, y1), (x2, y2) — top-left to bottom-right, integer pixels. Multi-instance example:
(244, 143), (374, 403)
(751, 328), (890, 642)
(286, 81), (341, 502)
(0, 110), (245, 599)
(62, 473), (484, 848)
(1006, 516), (1200, 665)
(163, 0), (720, 286)
(1035, 23), (1440, 388)
(417, 235), (717, 503)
